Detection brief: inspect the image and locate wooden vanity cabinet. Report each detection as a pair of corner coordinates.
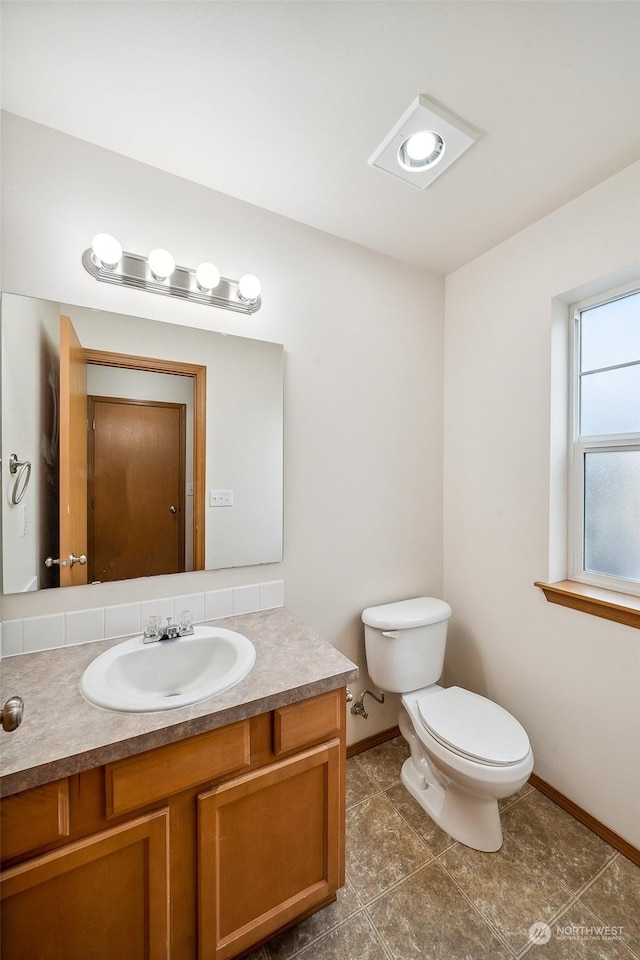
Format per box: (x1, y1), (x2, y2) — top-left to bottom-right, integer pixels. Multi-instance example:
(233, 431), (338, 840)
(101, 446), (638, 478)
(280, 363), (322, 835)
(0, 688), (346, 960)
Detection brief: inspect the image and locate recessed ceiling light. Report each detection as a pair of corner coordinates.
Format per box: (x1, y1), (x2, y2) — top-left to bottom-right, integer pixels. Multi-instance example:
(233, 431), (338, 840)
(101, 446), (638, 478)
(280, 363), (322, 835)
(398, 131), (445, 172)
(368, 95), (480, 190)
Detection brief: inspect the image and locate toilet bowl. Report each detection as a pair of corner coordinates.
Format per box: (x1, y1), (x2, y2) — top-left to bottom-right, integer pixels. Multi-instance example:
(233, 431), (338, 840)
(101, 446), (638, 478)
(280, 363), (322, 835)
(362, 597), (533, 852)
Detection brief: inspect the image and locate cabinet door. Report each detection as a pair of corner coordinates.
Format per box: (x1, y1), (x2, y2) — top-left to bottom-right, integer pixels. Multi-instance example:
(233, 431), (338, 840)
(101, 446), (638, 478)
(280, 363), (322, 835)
(1, 808), (170, 960)
(198, 740), (341, 960)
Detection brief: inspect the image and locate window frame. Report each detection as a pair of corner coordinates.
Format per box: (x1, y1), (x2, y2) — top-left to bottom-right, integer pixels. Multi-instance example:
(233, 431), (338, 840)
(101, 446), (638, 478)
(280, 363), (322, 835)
(568, 280), (640, 598)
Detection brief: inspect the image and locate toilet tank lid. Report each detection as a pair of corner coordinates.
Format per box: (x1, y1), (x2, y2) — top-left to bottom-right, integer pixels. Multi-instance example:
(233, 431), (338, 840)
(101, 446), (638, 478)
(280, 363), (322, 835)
(361, 597), (452, 629)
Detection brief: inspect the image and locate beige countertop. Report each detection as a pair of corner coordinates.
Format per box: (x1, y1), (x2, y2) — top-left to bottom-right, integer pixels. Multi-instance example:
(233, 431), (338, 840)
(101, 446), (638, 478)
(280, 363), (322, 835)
(0, 608), (359, 797)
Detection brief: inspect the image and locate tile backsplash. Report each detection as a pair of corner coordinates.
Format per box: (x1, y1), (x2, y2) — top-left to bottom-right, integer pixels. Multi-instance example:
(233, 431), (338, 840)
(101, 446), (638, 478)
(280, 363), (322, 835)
(0, 580), (284, 657)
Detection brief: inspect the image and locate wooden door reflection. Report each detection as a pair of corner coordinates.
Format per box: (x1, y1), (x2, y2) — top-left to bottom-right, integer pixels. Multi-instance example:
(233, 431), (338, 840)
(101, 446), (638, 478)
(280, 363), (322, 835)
(88, 397), (186, 583)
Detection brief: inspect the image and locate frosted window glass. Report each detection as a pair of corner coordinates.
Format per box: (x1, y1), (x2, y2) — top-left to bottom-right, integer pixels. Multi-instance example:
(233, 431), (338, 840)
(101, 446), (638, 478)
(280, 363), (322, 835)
(584, 450), (640, 582)
(581, 291), (640, 372)
(580, 364), (640, 435)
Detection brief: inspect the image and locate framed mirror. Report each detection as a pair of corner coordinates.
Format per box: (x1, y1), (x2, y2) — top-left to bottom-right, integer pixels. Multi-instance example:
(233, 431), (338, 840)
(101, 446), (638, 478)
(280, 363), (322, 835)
(1, 294), (284, 594)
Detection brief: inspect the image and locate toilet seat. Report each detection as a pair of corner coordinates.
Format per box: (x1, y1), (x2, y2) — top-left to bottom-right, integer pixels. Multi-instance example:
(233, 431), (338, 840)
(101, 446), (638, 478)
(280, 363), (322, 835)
(417, 686), (530, 767)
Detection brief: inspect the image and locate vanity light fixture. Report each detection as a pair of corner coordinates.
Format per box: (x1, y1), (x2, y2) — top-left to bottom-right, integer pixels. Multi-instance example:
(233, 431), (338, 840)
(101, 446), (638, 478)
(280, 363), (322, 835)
(83, 235), (262, 314)
(368, 94), (480, 190)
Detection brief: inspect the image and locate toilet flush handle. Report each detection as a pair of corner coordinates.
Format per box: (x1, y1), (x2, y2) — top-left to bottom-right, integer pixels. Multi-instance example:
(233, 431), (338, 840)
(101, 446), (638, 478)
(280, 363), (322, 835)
(382, 630), (399, 639)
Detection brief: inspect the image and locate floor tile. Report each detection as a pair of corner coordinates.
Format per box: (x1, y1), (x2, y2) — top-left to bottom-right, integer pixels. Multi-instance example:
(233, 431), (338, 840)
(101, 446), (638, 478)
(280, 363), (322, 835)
(346, 757), (379, 808)
(579, 854), (640, 955)
(346, 792), (432, 902)
(263, 877), (362, 960)
(354, 736), (410, 790)
(294, 911), (388, 960)
(440, 833), (572, 954)
(384, 781), (456, 854)
(501, 790), (615, 893)
(520, 901), (635, 959)
(368, 860), (512, 960)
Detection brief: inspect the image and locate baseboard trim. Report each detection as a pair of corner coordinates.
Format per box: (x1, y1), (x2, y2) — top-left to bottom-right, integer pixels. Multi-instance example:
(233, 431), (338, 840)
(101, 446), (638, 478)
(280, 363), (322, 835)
(348, 727), (639, 866)
(529, 773), (640, 867)
(347, 726), (400, 758)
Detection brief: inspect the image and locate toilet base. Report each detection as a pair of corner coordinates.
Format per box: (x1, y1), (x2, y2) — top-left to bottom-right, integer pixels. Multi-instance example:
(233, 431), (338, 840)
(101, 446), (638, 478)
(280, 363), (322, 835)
(400, 757), (503, 852)
(399, 709), (504, 852)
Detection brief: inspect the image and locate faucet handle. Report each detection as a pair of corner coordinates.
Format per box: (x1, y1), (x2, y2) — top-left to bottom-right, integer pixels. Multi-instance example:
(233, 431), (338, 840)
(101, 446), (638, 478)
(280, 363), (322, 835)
(143, 615), (163, 641)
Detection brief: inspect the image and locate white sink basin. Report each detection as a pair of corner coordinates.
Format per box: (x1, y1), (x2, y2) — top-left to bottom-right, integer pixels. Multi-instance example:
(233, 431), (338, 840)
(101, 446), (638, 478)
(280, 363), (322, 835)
(80, 625), (256, 712)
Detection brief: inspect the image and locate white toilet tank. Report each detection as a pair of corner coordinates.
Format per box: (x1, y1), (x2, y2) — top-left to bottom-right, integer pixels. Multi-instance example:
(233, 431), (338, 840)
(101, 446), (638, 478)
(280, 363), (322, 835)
(361, 597), (452, 693)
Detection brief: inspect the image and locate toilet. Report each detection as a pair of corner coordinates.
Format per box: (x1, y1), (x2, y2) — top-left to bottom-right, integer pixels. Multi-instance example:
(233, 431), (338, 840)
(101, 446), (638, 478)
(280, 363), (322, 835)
(361, 597), (533, 852)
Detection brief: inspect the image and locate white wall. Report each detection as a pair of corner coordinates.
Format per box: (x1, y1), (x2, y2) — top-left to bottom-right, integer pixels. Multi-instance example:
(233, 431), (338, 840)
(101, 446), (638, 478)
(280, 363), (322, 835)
(0, 113), (445, 743)
(443, 161), (640, 846)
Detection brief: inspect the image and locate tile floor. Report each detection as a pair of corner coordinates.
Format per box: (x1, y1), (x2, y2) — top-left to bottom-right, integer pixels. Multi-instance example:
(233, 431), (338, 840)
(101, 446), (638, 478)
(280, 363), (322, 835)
(248, 737), (640, 960)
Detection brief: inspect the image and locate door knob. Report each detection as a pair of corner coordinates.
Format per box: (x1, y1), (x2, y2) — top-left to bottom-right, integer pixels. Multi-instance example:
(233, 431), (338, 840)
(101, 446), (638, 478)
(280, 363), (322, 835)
(45, 556), (68, 568)
(1, 696), (24, 732)
(69, 553), (88, 567)
(169, 505), (177, 514)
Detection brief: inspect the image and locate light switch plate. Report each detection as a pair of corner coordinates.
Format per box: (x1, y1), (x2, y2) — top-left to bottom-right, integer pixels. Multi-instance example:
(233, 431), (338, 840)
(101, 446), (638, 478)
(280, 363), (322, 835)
(210, 490), (233, 507)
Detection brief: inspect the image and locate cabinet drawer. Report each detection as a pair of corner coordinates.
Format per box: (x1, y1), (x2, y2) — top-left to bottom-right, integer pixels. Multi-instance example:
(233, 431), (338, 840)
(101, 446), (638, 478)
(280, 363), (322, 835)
(105, 721), (251, 817)
(273, 690), (341, 755)
(1, 779), (70, 862)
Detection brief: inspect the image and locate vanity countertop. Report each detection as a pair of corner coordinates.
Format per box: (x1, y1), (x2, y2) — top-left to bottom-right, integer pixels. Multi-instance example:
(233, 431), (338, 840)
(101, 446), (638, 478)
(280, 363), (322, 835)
(0, 608), (359, 797)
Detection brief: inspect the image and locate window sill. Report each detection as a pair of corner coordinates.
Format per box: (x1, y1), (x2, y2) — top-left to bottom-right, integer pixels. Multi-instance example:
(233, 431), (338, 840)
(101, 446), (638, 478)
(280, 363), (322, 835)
(535, 580), (640, 629)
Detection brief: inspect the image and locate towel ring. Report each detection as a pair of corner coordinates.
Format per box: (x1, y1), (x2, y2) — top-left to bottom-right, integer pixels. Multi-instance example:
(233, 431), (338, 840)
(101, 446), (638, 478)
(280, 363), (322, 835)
(9, 454), (32, 505)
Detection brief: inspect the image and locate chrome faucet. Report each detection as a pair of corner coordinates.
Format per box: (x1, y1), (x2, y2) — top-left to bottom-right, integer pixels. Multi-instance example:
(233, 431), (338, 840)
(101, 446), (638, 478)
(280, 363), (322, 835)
(143, 616), (194, 644)
(160, 617), (179, 640)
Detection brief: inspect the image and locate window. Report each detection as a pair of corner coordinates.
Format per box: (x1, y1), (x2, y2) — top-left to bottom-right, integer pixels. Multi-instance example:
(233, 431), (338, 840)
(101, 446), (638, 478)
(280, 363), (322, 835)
(570, 284), (640, 597)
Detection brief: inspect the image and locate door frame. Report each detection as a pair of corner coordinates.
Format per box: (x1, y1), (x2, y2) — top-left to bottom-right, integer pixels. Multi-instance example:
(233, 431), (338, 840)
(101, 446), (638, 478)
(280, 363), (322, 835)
(59, 315), (89, 587)
(83, 348), (207, 571)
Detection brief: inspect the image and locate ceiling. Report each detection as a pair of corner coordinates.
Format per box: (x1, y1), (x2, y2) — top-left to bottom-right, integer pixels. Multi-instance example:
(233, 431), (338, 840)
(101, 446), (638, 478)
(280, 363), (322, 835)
(1, 1), (639, 275)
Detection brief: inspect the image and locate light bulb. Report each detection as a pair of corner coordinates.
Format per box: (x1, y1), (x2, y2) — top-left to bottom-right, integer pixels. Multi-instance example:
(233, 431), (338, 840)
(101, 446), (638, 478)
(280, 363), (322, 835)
(238, 274), (261, 303)
(405, 131), (437, 161)
(195, 262), (221, 292)
(148, 248), (175, 281)
(397, 130), (445, 172)
(91, 233), (122, 269)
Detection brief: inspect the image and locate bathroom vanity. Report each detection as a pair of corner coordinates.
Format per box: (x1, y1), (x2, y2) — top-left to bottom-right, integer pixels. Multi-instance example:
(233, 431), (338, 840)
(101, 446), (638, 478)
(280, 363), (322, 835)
(0, 608), (358, 960)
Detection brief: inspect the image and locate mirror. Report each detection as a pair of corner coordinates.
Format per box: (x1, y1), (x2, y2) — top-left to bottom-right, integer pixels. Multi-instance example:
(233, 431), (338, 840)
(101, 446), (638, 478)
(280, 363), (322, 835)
(1, 294), (284, 594)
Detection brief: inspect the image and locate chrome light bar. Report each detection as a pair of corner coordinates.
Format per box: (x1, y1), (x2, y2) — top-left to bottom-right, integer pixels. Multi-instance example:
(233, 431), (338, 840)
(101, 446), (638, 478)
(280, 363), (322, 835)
(82, 244), (262, 315)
